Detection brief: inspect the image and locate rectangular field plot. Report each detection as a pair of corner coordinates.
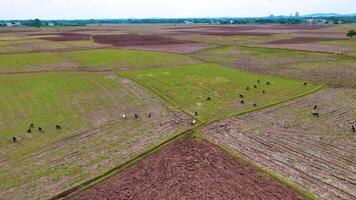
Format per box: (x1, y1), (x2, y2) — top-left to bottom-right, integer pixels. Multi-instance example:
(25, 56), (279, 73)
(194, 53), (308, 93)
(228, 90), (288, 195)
(119, 63), (323, 122)
(0, 72), (193, 199)
(194, 46), (356, 87)
(0, 49), (201, 73)
(194, 46), (338, 72)
(202, 87), (356, 200)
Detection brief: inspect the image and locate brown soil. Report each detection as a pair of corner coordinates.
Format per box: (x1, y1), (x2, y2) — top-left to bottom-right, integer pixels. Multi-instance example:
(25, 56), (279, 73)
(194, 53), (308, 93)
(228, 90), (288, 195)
(70, 137), (306, 200)
(203, 87), (356, 200)
(93, 34), (194, 46)
(267, 37), (346, 44)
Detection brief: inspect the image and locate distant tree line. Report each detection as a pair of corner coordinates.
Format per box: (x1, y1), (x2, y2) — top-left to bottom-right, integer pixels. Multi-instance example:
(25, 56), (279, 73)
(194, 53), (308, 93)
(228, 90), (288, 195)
(1, 16), (356, 27)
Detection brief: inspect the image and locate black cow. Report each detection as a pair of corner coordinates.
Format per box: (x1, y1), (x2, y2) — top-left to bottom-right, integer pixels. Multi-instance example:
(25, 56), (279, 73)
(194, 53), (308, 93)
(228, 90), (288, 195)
(254, 85), (257, 89)
(266, 82), (271, 85)
(135, 114), (138, 119)
(27, 129), (31, 133)
(312, 112), (320, 117)
(262, 90), (266, 94)
(194, 112), (199, 116)
(240, 100), (245, 104)
(30, 123), (34, 129)
(352, 125), (356, 133)
(253, 103), (257, 107)
(239, 95), (244, 98)
(148, 113), (152, 118)
(246, 86), (250, 91)
(304, 82), (308, 86)
(13, 137), (17, 143)
(38, 127), (43, 132)
(207, 97), (211, 101)
(314, 105), (318, 110)
(257, 80), (260, 83)
(56, 125), (62, 130)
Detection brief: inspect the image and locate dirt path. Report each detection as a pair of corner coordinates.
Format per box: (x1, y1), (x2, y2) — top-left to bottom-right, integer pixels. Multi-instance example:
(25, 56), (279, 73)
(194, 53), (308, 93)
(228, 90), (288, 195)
(203, 87), (356, 200)
(69, 136), (306, 200)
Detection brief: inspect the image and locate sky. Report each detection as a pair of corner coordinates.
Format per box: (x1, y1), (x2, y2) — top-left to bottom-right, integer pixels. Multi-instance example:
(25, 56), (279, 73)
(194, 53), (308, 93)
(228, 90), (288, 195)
(0, 0), (356, 20)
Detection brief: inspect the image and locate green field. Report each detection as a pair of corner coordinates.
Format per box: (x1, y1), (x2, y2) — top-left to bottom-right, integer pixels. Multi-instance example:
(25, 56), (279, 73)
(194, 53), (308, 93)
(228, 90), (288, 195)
(0, 49), (201, 73)
(119, 63), (323, 122)
(194, 46), (338, 71)
(0, 72), (193, 199)
(0, 72), (127, 155)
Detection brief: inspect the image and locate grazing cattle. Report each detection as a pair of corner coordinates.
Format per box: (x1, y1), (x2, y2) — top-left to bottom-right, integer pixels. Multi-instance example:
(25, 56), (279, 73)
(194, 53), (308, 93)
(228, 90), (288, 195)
(239, 95), (244, 98)
(312, 111), (320, 117)
(191, 120), (196, 125)
(12, 137), (17, 143)
(254, 85), (257, 89)
(246, 86), (250, 91)
(194, 112), (199, 116)
(314, 105), (318, 110)
(240, 100), (245, 104)
(30, 123), (34, 129)
(262, 90), (266, 94)
(266, 82), (271, 85)
(207, 97), (211, 101)
(352, 125), (356, 133)
(135, 114), (138, 119)
(304, 82), (308, 86)
(148, 113), (152, 118)
(27, 129), (31, 133)
(257, 80), (260, 83)
(253, 103), (257, 107)
(38, 127), (43, 132)
(56, 125), (62, 130)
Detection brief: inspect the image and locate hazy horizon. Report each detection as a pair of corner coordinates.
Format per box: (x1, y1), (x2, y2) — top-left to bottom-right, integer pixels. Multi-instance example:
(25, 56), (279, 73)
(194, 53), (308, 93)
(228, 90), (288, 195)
(1, 0), (356, 20)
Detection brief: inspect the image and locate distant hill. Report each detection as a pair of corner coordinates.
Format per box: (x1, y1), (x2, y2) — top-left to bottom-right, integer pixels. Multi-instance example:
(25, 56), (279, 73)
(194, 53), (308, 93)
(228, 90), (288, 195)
(303, 13), (356, 17)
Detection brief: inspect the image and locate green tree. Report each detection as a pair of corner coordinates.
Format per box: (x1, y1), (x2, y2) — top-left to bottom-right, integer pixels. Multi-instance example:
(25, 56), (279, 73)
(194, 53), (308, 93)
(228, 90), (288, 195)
(347, 30), (356, 39)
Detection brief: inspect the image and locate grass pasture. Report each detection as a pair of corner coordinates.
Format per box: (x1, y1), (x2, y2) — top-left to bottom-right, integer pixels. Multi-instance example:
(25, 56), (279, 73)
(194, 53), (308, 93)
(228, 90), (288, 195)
(0, 49), (201, 73)
(119, 63), (323, 122)
(0, 72), (193, 199)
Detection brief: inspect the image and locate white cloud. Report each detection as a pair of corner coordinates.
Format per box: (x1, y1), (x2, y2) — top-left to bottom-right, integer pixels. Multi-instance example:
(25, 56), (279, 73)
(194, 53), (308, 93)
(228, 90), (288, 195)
(0, 0), (355, 20)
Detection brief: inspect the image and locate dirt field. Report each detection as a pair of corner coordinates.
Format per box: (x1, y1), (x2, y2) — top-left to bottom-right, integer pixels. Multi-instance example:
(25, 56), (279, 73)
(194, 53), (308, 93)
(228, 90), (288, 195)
(93, 34), (194, 46)
(121, 43), (215, 53)
(69, 136), (306, 200)
(203, 87), (356, 200)
(267, 37), (346, 44)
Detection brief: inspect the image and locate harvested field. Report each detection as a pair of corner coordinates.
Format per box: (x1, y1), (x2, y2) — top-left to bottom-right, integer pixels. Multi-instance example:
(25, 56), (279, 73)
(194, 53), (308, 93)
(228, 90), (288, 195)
(267, 37), (346, 45)
(274, 59), (356, 87)
(93, 34), (194, 47)
(260, 43), (349, 53)
(40, 33), (92, 41)
(122, 43), (215, 53)
(203, 87), (356, 200)
(0, 73), (193, 200)
(70, 136), (306, 200)
(119, 63), (322, 122)
(194, 46), (338, 73)
(175, 30), (273, 36)
(0, 49), (200, 73)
